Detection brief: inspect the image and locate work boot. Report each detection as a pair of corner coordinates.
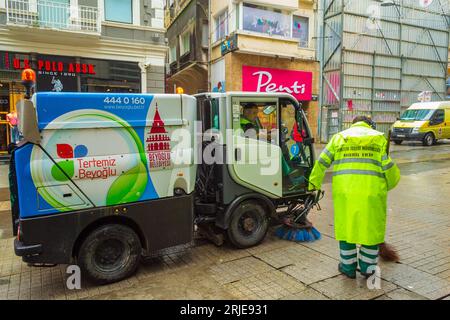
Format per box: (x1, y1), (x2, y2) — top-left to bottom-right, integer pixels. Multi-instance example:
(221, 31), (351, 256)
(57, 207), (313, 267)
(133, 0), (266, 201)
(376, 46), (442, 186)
(338, 263), (356, 279)
(358, 268), (376, 279)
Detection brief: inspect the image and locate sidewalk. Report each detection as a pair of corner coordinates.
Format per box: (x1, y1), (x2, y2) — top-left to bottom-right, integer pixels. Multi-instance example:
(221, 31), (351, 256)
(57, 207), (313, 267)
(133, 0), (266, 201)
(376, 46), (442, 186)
(0, 142), (449, 300)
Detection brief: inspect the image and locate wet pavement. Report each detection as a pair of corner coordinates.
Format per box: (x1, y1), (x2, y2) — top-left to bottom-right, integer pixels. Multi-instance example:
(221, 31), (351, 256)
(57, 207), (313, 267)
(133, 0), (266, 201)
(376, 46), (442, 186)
(0, 141), (449, 300)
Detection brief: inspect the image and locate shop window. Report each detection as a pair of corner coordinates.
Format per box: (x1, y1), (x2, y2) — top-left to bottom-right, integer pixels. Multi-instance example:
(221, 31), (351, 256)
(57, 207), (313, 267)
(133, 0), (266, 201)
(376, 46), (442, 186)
(242, 3), (291, 38)
(169, 45), (177, 64)
(180, 31), (191, 56)
(105, 0), (132, 24)
(80, 58), (141, 93)
(215, 10), (228, 42)
(202, 22), (209, 48)
(293, 16), (309, 48)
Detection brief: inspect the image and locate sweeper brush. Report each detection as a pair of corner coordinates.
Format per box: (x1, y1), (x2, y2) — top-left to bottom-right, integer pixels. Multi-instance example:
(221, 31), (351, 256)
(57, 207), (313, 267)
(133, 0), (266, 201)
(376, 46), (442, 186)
(276, 191), (324, 243)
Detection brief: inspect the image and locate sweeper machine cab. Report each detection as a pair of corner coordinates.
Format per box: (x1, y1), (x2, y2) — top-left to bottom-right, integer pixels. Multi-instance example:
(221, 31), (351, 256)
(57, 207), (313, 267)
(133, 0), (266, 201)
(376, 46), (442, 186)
(10, 71), (322, 284)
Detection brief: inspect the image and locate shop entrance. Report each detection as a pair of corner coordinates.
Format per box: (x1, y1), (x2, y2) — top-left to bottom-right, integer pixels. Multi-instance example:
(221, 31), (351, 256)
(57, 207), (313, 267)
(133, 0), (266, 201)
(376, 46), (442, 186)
(0, 82), (24, 154)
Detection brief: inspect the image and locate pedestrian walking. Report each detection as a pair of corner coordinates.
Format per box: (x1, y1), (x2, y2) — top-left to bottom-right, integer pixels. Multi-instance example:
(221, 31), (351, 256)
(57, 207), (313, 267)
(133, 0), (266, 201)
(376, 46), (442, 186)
(308, 116), (401, 278)
(7, 111), (18, 144)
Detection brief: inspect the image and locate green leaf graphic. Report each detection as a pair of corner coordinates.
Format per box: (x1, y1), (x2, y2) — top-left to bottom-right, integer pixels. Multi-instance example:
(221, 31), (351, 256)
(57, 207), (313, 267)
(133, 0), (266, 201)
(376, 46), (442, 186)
(106, 161), (148, 205)
(51, 161), (74, 182)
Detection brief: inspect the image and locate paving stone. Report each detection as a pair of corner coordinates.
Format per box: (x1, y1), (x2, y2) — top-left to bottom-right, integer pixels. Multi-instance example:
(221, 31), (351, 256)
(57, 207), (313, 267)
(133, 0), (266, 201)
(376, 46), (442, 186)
(310, 275), (397, 300)
(224, 270), (306, 300)
(209, 257), (274, 285)
(375, 288), (428, 300)
(281, 288), (330, 300)
(245, 233), (298, 256)
(299, 235), (340, 260)
(91, 265), (235, 300)
(252, 243), (316, 269)
(380, 263), (450, 300)
(436, 269), (450, 281)
(281, 254), (341, 285)
(0, 201), (10, 211)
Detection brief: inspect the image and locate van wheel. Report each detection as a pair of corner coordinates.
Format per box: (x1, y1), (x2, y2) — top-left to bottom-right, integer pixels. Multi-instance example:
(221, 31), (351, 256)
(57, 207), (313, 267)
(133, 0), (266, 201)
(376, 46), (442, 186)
(227, 200), (269, 249)
(423, 133), (435, 147)
(393, 140), (403, 145)
(77, 224), (141, 284)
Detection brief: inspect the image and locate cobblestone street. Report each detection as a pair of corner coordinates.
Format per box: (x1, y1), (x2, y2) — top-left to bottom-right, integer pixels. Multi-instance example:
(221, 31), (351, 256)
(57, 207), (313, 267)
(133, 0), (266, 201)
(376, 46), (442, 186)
(1, 142), (450, 300)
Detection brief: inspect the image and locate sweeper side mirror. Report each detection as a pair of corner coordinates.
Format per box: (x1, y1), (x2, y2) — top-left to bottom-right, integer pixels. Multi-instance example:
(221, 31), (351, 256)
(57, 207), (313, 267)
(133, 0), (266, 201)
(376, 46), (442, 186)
(16, 99), (41, 144)
(16, 69), (40, 144)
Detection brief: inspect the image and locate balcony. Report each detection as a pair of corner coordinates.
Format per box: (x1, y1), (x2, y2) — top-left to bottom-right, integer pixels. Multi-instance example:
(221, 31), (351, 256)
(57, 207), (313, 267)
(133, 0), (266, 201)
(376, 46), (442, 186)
(212, 32), (316, 62)
(234, 0), (299, 11)
(6, 0), (101, 34)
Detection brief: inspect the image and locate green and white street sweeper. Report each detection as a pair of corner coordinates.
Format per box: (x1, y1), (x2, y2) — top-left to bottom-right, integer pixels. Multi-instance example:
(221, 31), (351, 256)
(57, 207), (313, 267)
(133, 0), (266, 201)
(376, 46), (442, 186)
(10, 79), (322, 284)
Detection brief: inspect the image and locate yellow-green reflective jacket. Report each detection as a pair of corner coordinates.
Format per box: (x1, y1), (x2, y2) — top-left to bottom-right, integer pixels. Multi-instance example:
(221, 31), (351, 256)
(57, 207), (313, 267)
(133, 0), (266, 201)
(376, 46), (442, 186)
(309, 122), (401, 245)
(240, 118), (259, 134)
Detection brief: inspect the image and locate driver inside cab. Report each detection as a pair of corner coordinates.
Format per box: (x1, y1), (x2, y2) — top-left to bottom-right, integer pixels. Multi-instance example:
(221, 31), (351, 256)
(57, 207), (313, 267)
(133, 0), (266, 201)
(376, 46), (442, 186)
(240, 103), (261, 134)
(240, 102), (274, 143)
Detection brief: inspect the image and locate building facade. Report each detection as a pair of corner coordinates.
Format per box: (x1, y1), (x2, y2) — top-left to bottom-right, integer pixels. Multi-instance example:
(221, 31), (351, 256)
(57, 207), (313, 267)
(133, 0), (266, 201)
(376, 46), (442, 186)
(209, 0), (321, 138)
(0, 0), (167, 154)
(165, 0), (208, 94)
(320, 0), (450, 141)
(447, 45), (449, 99)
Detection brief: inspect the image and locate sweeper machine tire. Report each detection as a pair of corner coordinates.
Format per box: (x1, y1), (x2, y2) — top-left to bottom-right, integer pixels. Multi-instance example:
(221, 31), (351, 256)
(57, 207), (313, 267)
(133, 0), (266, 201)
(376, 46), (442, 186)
(227, 200), (270, 249)
(77, 224), (141, 284)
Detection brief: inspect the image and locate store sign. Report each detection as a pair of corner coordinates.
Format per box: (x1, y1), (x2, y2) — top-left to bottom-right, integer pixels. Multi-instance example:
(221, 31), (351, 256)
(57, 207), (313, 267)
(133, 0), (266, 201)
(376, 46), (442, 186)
(221, 34), (238, 56)
(36, 55), (82, 92)
(242, 65), (313, 101)
(12, 56), (96, 75)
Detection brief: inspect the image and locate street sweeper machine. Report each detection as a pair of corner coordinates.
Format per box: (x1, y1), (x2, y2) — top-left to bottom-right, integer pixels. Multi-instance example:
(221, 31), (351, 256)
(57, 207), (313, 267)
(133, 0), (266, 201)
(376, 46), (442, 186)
(10, 71), (323, 284)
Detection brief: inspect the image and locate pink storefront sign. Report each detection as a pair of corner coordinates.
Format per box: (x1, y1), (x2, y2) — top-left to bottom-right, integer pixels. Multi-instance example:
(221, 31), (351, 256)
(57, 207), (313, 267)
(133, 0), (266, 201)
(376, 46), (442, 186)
(242, 65), (313, 101)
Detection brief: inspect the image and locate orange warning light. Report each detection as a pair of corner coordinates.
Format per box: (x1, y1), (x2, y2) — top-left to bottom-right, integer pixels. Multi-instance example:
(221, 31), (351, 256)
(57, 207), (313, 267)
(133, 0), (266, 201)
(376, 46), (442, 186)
(21, 69), (36, 83)
(176, 87), (185, 94)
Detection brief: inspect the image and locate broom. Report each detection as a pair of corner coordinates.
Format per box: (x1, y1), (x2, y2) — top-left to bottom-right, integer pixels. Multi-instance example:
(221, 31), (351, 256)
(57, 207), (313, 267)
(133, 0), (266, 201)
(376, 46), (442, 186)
(379, 243), (400, 262)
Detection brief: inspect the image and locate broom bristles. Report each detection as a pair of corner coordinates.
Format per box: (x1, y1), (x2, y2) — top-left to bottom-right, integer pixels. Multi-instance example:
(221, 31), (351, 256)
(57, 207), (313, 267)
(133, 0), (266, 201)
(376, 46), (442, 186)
(379, 243), (400, 262)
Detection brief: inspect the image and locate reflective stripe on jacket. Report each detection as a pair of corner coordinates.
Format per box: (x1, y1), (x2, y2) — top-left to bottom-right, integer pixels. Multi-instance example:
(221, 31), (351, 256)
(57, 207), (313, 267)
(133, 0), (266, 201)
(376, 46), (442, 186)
(308, 121), (401, 245)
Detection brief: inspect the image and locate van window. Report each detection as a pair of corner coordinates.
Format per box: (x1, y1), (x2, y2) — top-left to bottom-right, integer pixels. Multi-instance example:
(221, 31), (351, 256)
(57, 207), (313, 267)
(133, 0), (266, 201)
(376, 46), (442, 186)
(432, 109), (445, 124)
(400, 109), (434, 121)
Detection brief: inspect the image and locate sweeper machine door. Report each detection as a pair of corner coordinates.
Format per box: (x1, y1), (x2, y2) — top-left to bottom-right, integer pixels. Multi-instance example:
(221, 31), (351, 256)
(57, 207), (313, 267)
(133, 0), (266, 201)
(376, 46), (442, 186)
(229, 96), (283, 198)
(229, 95), (313, 198)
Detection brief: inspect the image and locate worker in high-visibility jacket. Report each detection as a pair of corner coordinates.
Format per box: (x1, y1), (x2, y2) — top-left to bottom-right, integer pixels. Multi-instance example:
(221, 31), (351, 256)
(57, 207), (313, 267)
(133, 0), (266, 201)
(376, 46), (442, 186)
(309, 116), (401, 279)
